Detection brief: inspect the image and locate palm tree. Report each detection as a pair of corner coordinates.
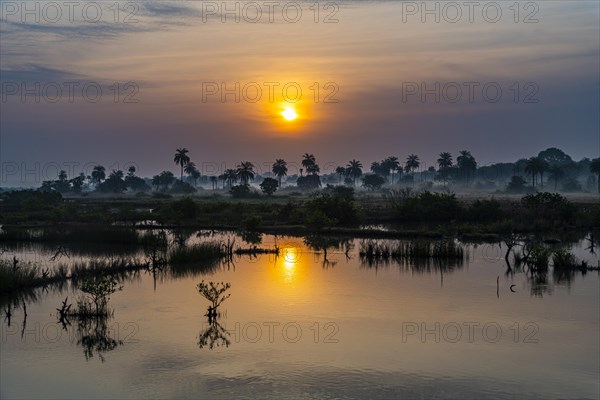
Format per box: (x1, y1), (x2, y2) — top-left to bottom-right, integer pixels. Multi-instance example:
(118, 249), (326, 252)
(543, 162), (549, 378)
(371, 161), (383, 176)
(301, 153), (320, 175)
(272, 159), (288, 187)
(91, 165), (106, 184)
(223, 169), (238, 188)
(210, 176), (218, 190)
(456, 150), (477, 186)
(538, 158), (549, 189)
(152, 175), (161, 191)
(346, 159), (363, 186)
(174, 148), (190, 181)
(525, 157), (538, 187)
(590, 158), (600, 193)
(335, 166), (346, 184)
(301, 153), (316, 170)
(548, 165), (564, 191)
(405, 154), (420, 182)
(192, 170), (201, 185)
(437, 152), (453, 184)
(525, 157), (548, 188)
(184, 162), (199, 185)
(236, 161), (255, 185)
(383, 156), (400, 184)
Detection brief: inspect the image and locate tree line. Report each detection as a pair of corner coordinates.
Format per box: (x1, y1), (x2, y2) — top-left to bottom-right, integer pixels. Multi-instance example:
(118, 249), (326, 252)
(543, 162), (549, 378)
(35, 147), (600, 195)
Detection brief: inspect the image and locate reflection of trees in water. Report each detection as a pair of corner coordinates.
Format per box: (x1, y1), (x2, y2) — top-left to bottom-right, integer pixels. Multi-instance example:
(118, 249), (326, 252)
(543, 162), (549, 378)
(360, 256), (465, 274)
(197, 281), (232, 350)
(304, 235), (354, 268)
(585, 233), (596, 255)
(358, 240), (467, 274)
(236, 231), (263, 246)
(75, 316), (123, 363)
(198, 318), (231, 350)
(54, 296), (123, 363)
(502, 233), (599, 297)
(528, 274), (553, 297)
(169, 259), (222, 278)
(1, 293), (30, 339)
(172, 229), (195, 247)
(1, 279), (70, 337)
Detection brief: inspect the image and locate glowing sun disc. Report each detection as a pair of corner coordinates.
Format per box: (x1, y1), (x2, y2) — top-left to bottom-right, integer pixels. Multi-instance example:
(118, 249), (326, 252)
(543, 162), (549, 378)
(281, 107), (298, 121)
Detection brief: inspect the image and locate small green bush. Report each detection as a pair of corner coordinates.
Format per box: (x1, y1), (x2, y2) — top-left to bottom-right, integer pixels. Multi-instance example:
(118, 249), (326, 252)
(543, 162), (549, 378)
(230, 184), (251, 198)
(395, 191), (463, 222)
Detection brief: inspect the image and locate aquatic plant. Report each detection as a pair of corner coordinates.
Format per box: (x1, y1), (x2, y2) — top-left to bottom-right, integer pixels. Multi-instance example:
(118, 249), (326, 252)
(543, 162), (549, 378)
(76, 275), (122, 316)
(197, 281), (231, 319)
(168, 242), (225, 266)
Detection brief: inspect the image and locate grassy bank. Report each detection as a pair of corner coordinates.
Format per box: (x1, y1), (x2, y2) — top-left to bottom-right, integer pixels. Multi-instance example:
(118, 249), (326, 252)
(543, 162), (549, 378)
(1, 190), (598, 239)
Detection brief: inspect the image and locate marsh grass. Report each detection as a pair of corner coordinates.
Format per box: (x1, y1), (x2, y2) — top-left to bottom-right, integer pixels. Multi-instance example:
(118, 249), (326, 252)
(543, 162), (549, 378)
(69, 258), (148, 279)
(168, 242), (225, 266)
(167, 242), (228, 277)
(360, 240), (466, 260)
(0, 260), (40, 292)
(0, 259), (69, 293)
(359, 240), (467, 271)
(551, 249), (578, 269)
(68, 299), (113, 318)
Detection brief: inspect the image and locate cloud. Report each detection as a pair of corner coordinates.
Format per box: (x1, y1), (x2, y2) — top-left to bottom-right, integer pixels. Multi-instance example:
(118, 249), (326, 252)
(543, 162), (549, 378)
(139, 1), (201, 17)
(0, 19), (149, 39)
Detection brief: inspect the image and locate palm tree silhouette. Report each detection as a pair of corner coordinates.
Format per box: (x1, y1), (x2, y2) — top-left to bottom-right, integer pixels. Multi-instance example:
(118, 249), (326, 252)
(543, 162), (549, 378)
(272, 159), (288, 187)
(456, 150), (476, 186)
(383, 156), (400, 184)
(346, 159), (363, 186)
(548, 165), (564, 191)
(174, 148), (190, 181)
(590, 158), (600, 193)
(405, 154), (420, 183)
(437, 152), (453, 184)
(335, 166), (346, 184)
(301, 153), (320, 175)
(525, 157), (548, 188)
(302, 153), (316, 169)
(223, 169), (238, 188)
(91, 165), (106, 185)
(525, 158), (537, 187)
(371, 161), (383, 176)
(236, 162), (255, 185)
(184, 162), (200, 186)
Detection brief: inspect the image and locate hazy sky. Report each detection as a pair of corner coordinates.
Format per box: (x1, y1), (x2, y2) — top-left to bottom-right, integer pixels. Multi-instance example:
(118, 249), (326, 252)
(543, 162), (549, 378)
(1, 0), (599, 185)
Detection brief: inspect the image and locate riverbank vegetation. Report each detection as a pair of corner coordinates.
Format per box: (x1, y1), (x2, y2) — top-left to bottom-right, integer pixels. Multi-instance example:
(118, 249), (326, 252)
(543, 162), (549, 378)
(2, 147), (599, 237)
(1, 187), (598, 239)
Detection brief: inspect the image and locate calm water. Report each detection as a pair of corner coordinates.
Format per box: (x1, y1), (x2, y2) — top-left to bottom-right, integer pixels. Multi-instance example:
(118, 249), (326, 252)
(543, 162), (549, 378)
(1, 233), (599, 399)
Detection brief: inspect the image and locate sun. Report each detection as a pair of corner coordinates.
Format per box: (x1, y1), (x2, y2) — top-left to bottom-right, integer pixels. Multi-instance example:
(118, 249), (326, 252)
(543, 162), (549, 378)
(281, 107), (298, 121)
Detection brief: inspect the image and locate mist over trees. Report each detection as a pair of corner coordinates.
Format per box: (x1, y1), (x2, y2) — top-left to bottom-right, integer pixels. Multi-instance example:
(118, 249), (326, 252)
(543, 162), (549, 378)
(33, 147), (599, 196)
